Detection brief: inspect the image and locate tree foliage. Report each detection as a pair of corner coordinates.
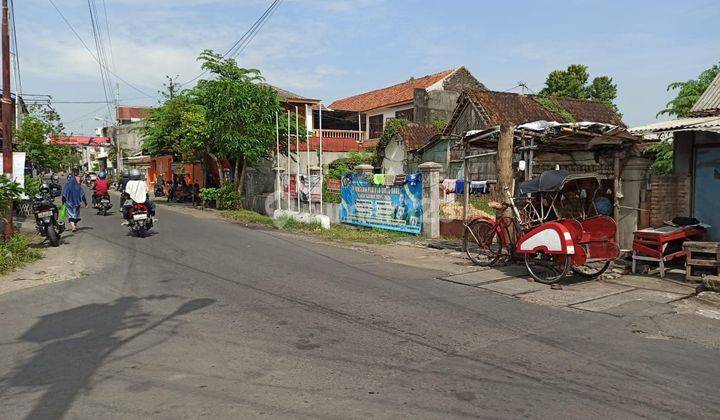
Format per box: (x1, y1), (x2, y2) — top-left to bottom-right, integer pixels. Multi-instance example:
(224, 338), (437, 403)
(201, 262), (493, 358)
(540, 64), (619, 113)
(141, 50), (283, 195)
(658, 62), (720, 118)
(647, 140), (673, 175)
(14, 105), (79, 172)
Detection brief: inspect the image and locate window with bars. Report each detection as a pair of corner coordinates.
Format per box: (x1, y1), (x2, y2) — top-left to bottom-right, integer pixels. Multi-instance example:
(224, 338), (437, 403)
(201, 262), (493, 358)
(369, 114), (384, 139)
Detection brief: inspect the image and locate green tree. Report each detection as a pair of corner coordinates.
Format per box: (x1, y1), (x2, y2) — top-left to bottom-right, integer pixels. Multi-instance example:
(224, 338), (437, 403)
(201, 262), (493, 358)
(191, 49), (281, 193)
(141, 94), (207, 159)
(14, 104), (79, 172)
(658, 62), (720, 118)
(540, 64), (619, 112)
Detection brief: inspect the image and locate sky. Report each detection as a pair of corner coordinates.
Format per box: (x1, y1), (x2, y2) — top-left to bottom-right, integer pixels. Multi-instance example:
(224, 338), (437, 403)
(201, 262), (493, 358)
(14, 0), (720, 135)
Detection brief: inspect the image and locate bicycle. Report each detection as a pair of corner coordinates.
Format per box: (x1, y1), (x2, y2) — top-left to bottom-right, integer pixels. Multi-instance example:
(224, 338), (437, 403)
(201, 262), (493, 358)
(463, 188), (571, 284)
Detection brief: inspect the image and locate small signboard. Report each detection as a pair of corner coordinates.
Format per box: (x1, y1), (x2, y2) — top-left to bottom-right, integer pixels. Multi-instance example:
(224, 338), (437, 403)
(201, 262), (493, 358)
(340, 173), (422, 234)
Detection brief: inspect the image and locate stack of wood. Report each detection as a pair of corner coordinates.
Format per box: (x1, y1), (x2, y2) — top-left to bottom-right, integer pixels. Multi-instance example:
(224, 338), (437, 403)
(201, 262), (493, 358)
(683, 242), (720, 287)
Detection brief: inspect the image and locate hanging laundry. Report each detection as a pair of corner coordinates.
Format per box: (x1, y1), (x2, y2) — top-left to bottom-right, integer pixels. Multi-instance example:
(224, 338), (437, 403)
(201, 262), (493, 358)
(470, 180), (488, 194)
(455, 179), (465, 194)
(442, 179), (457, 193)
(373, 173), (384, 185)
(394, 174), (406, 186)
(405, 173), (421, 185)
(383, 175), (396, 186)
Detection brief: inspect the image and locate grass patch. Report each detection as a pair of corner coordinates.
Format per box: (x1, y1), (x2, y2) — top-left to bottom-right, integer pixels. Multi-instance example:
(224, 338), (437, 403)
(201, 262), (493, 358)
(0, 234), (43, 275)
(222, 209), (275, 227)
(222, 210), (413, 245)
(470, 195), (494, 215)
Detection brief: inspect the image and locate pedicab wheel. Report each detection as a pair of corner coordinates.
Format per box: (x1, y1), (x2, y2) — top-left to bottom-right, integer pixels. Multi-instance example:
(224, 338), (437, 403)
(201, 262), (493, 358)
(571, 260), (611, 278)
(524, 252), (570, 284)
(464, 220), (502, 267)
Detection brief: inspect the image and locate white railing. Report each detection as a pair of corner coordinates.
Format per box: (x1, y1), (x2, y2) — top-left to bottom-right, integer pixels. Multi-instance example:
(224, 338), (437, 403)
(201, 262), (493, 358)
(312, 129), (366, 141)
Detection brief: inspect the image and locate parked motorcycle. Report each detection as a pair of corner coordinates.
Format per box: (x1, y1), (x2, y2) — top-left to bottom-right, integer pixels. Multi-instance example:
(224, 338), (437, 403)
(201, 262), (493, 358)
(154, 184), (165, 198)
(31, 185), (64, 247)
(126, 201), (153, 237)
(93, 194), (113, 216)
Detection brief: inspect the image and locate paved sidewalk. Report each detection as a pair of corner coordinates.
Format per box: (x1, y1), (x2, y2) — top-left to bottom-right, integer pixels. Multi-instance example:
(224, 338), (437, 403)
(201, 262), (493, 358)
(438, 265), (697, 315)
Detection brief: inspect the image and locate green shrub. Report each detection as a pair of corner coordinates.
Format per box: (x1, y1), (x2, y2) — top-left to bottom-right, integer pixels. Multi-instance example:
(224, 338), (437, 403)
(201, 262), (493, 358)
(0, 234), (42, 274)
(23, 176), (42, 199)
(216, 182), (242, 210)
(199, 187), (219, 207)
(327, 151), (375, 179)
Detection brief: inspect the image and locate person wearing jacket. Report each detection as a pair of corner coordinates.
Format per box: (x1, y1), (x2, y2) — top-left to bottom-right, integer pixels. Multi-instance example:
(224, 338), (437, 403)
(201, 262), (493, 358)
(62, 172), (87, 233)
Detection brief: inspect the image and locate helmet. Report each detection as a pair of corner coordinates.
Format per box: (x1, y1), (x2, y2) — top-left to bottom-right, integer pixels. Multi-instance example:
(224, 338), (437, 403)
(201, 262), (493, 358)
(39, 183), (50, 193)
(121, 169), (130, 178)
(129, 168), (142, 180)
(98, 170), (107, 179)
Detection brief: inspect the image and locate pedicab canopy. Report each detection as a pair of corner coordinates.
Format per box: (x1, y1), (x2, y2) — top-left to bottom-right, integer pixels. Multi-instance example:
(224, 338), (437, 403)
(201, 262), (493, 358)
(519, 170), (601, 194)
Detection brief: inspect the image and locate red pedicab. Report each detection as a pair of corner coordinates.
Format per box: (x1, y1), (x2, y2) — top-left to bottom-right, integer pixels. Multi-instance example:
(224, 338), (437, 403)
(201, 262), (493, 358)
(464, 170), (620, 284)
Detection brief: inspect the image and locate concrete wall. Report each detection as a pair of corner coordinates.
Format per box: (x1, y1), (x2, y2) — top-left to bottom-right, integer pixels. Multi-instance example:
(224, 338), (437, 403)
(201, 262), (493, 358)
(413, 89), (461, 125)
(106, 121), (146, 156)
(673, 131), (694, 176)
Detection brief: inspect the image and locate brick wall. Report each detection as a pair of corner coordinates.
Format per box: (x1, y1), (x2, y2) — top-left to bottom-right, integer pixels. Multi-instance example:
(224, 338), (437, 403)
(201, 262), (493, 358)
(649, 175), (691, 226)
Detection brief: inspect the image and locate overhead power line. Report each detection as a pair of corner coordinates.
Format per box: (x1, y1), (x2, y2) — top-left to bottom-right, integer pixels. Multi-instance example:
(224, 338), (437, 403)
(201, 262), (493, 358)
(179, 0), (282, 87)
(47, 0), (156, 100)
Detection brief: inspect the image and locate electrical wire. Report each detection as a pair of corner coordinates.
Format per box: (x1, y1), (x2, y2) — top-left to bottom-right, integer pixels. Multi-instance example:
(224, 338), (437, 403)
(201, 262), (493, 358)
(87, 0), (113, 119)
(47, 0), (156, 100)
(9, 0), (21, 97)
(179, 0), (282, 87)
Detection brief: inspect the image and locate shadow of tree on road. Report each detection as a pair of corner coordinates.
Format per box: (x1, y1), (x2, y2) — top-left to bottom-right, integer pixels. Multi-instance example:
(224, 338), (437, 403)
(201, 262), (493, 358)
(2, 295), (215, 420)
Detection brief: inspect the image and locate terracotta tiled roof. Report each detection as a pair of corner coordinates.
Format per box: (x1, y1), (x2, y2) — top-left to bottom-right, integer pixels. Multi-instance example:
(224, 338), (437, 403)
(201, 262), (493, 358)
(466, 90), (625, 127)
(290, 137), (377, 152)
(329, 69), (455, 112)
(398, 123), (438, 151)
(117, 106), (151, 121)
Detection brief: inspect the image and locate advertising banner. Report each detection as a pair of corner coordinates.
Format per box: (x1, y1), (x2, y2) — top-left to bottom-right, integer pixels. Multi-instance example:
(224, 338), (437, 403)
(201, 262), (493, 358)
(340, 173), (422, 234)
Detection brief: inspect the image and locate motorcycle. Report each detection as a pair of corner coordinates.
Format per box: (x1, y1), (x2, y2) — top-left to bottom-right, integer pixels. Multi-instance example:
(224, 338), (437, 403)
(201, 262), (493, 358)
(93, 194), (113, 216)
(31, 189), (64, 247)
(154, 184), (165, 198)
(126, 200), (153, 237)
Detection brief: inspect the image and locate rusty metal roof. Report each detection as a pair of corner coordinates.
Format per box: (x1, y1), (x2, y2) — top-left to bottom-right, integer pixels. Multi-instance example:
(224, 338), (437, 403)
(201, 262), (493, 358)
(689, 72), (720, 117)
(465, 90), (625, 128)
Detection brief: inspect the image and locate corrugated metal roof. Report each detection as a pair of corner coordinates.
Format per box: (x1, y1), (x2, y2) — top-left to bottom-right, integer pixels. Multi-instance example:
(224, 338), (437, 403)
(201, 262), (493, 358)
(690, 72), (720, 116)
(629, 116), (720, 134)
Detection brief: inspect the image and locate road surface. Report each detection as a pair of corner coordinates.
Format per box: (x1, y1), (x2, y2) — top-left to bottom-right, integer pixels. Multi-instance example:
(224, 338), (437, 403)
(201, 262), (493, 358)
(1, 193), (719, 419)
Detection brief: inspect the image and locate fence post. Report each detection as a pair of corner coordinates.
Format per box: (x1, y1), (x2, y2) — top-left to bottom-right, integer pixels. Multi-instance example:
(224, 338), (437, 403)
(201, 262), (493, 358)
(354, 164), (374, 175)
(419, 161), (442, 239)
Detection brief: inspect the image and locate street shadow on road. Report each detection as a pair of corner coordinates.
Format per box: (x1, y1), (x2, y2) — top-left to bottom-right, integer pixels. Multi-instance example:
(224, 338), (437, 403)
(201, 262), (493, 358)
(1, 295), (215, 420)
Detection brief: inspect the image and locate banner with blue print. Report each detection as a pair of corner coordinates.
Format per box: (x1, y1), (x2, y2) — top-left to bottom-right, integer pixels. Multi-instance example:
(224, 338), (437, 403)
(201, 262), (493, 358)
(339, 173), (422, 234)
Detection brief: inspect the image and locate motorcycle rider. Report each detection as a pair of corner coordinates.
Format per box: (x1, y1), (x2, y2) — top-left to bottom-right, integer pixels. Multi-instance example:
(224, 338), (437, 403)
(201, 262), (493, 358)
(117, 168), (130, 209)
(92, 170), (110, 206)
(122, 169), (156, 222)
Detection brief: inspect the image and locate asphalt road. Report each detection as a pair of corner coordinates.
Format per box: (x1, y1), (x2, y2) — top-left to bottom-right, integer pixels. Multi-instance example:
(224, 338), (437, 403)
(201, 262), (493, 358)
(1, 191), (719, 419)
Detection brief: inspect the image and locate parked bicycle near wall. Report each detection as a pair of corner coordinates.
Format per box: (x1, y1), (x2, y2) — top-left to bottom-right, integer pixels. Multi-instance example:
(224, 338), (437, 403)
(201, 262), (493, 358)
(463, 171), (620, 284)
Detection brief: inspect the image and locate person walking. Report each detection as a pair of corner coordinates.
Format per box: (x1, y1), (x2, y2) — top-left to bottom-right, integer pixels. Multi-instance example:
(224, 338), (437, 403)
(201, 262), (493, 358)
(62, 174), (88, 233)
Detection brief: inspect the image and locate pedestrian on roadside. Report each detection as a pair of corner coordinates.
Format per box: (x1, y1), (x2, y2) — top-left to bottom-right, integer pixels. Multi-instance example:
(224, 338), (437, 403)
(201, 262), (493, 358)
(62, 173), (88, 233)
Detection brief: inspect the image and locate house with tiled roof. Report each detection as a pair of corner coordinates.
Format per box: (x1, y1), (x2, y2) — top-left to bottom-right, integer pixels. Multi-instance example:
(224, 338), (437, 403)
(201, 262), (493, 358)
(329, 67), (484, 139)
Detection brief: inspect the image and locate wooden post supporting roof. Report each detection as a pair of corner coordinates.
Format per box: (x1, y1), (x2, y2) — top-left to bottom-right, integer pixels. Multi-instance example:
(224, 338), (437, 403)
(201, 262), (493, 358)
(496, 124), (515, 214)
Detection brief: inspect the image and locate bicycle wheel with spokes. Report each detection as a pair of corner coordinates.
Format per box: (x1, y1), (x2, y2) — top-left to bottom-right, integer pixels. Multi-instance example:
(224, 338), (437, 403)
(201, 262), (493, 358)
(464, 220), (502, 266)
(571, 260), (611, 278)
(524, 252), (570, 284)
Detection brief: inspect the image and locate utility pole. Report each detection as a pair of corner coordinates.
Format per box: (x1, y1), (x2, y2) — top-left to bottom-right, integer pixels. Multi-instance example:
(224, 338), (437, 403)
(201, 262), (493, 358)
(2, 0), (13, 238)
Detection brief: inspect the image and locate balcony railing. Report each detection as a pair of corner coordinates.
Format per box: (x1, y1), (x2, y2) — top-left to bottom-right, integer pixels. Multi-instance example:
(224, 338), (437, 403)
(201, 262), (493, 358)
(312, 129), (366, 141)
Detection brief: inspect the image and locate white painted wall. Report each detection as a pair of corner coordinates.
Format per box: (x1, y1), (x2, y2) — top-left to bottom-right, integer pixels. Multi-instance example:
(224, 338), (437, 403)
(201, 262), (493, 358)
(365, 103), (414, 138)
(382, 138), (405, 175)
